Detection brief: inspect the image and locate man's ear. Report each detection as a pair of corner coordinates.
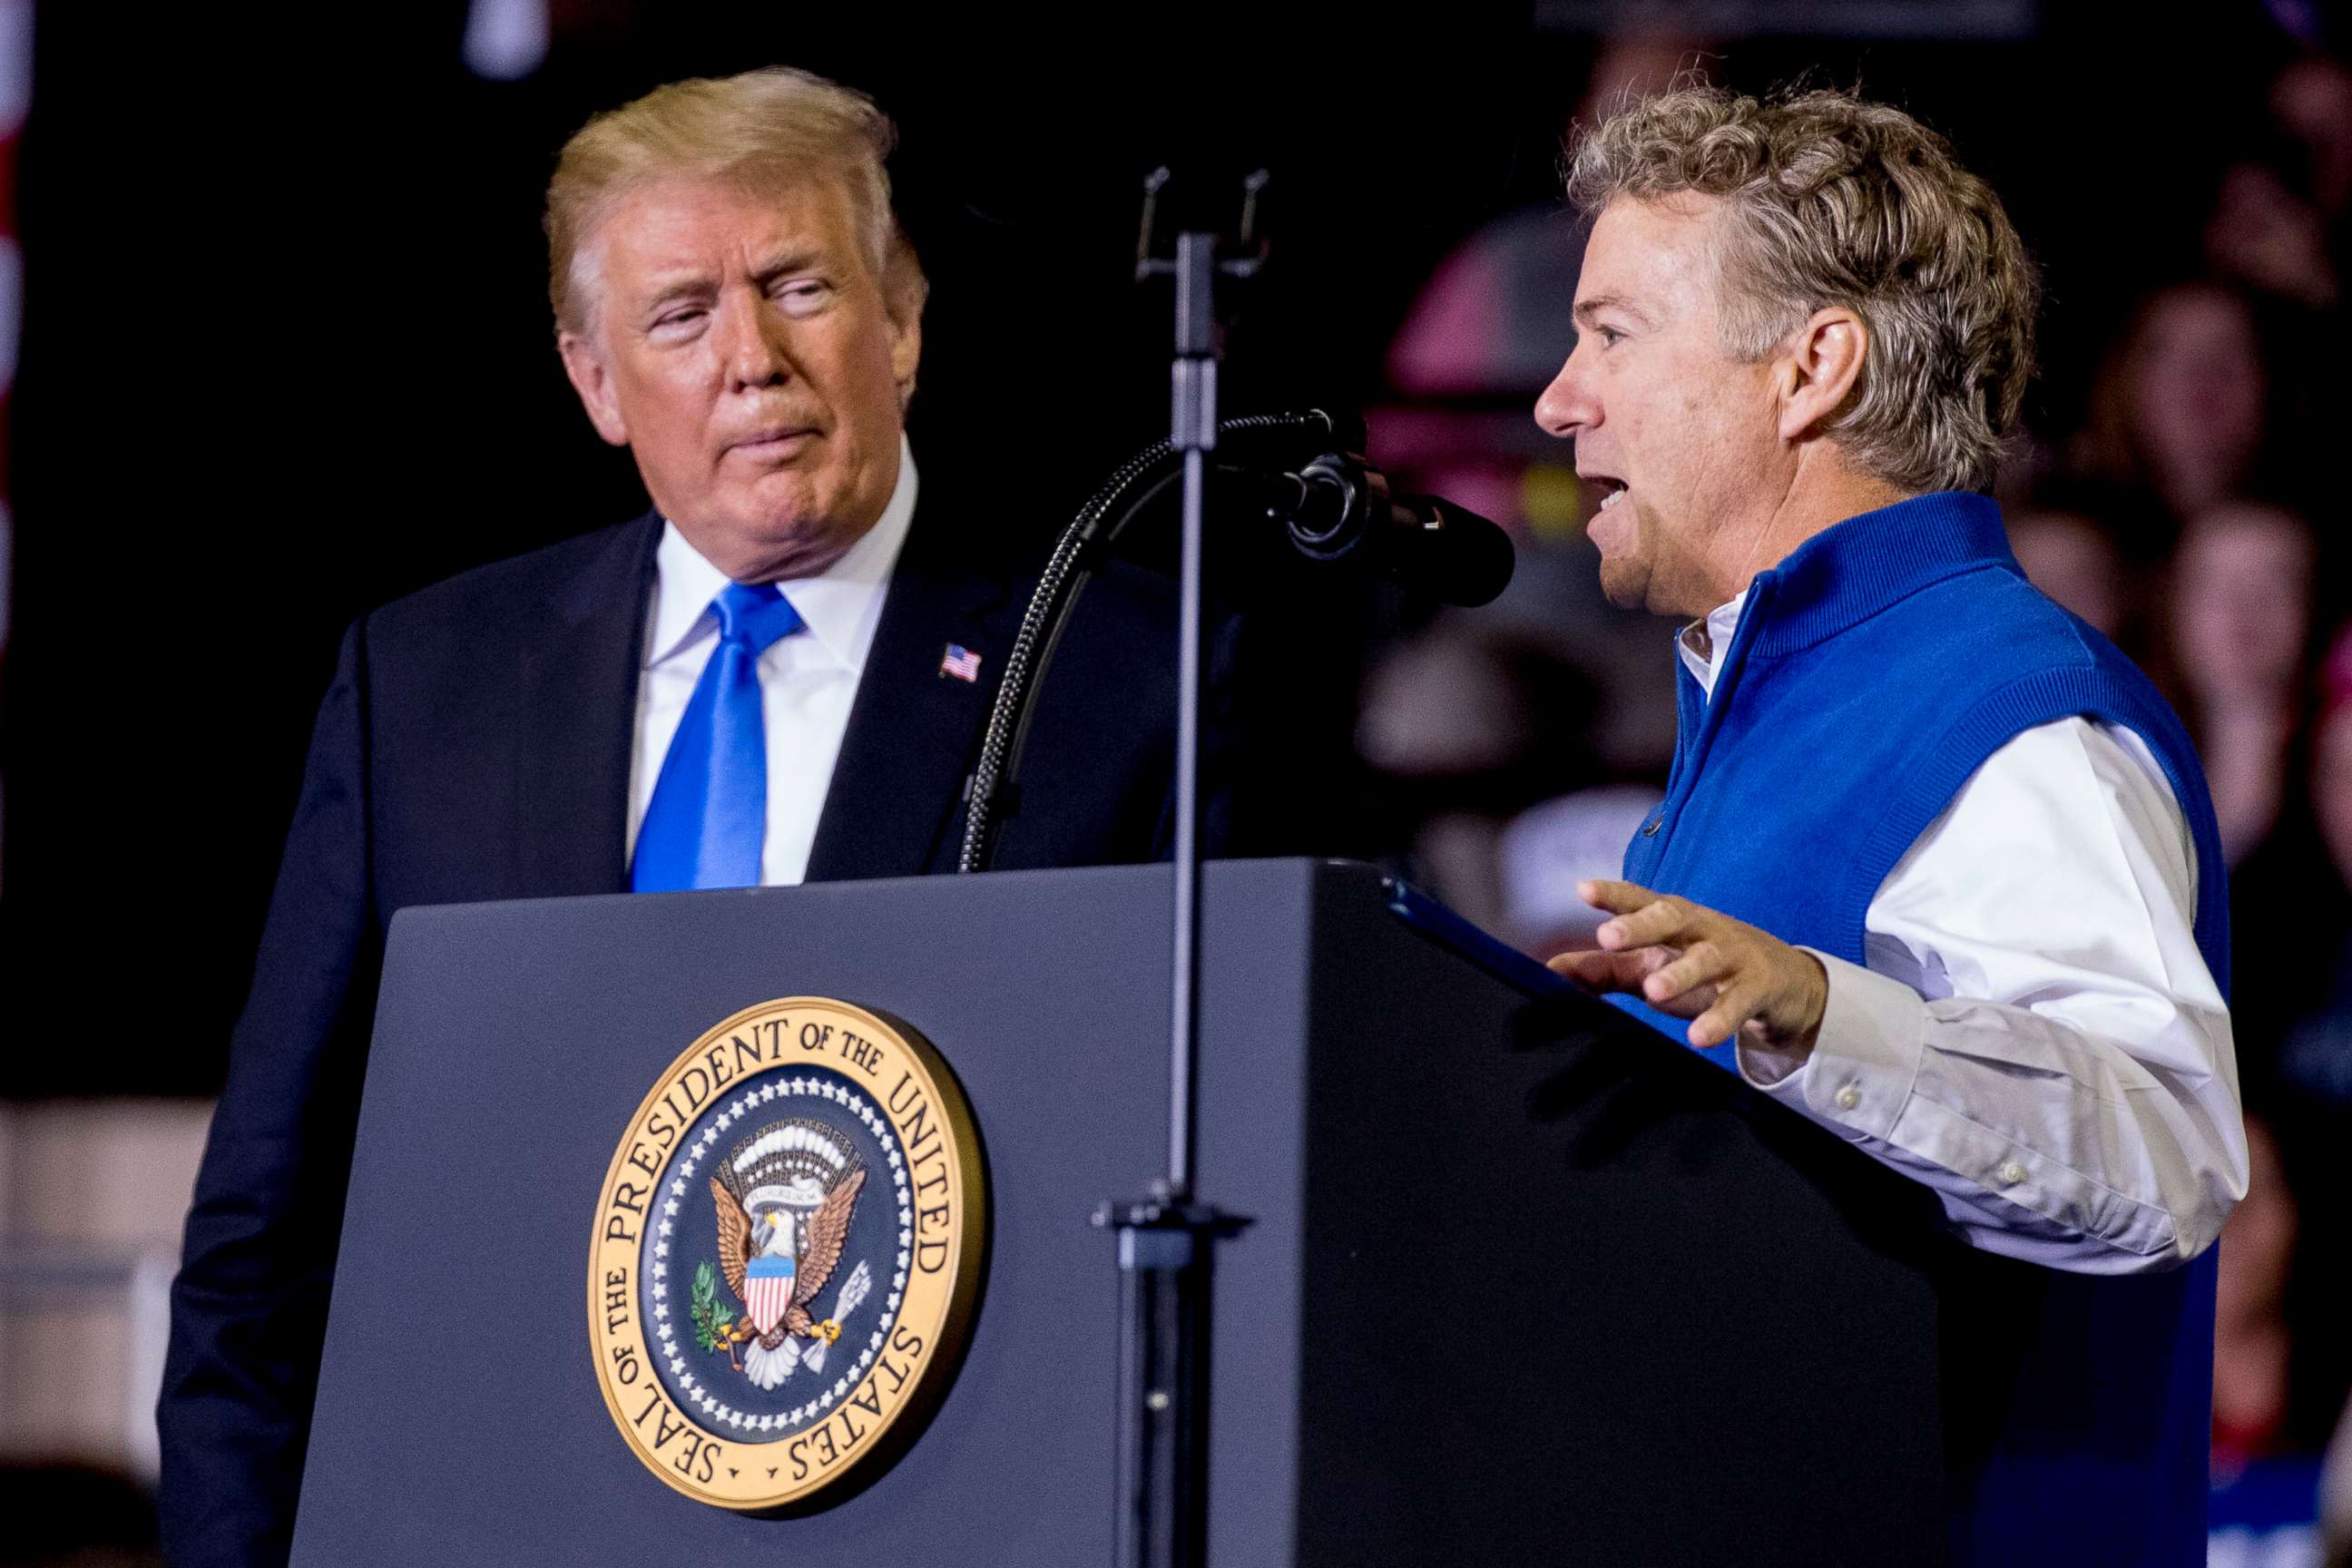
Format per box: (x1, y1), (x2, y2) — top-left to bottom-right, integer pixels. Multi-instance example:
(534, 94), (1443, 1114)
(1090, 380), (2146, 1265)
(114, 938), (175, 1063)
(558, 328), (632, 447)
(884, 245), (927, 413)
(888, 310), (924, 414)
(1774, 307), (1869, 444)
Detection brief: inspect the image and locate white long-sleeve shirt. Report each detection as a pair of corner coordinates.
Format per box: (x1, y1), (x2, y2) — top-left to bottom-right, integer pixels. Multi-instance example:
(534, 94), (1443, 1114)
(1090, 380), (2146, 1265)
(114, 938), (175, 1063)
(1680, 592), (2248, 1275)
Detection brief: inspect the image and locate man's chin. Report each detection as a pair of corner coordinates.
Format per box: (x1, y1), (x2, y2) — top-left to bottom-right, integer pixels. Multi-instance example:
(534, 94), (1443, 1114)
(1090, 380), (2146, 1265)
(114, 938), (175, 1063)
(1595, 558), (1650, 613)
(671, 499), (863, 583)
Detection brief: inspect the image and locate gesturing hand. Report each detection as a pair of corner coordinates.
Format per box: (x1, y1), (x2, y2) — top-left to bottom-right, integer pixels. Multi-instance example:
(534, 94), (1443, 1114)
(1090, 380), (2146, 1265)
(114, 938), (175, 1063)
(1544, 878), (1829, 1059)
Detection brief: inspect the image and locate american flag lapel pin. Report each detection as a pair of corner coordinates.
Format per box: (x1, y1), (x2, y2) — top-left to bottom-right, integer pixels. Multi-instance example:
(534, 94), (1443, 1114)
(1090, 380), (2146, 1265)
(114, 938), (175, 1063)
(939, 643), (983, 682)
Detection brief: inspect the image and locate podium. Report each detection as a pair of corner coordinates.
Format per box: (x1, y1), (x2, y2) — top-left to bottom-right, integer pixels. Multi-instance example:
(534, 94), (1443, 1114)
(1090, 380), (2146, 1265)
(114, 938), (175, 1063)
(291, 858), (1948, 1564)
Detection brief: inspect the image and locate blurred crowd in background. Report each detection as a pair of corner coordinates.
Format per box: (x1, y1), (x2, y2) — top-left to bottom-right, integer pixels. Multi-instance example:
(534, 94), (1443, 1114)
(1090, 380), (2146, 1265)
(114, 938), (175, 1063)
(8, 2), (2352, 1562)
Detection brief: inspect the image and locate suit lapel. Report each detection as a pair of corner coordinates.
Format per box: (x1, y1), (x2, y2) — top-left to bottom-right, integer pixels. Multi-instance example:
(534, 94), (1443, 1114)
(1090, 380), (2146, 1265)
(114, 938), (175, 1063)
(805, 495), (1024, 882)
(513, 512), (662, 897)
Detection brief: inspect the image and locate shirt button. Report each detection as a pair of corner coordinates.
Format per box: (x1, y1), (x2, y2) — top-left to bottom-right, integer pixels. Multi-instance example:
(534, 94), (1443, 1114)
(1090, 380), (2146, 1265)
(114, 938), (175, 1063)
(1641, 818), (1662, 837)
(1834, 1084), (1861, 1112)
(1998, 1161), (2025, 1185)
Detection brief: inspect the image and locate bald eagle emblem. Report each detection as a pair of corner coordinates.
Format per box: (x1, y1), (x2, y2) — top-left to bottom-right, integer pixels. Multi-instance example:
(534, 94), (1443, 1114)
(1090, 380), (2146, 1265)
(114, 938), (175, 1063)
(695, 1117), (874, 1390)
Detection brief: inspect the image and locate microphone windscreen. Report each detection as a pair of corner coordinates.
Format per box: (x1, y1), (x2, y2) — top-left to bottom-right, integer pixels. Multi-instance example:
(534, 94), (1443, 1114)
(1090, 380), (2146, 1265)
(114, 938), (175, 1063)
(1406, 496), (1516, 606)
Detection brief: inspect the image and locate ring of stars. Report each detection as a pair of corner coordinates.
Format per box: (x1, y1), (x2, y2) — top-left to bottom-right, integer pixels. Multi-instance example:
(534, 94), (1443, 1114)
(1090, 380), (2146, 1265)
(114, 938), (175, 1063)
(644, 1069), (917, 1438)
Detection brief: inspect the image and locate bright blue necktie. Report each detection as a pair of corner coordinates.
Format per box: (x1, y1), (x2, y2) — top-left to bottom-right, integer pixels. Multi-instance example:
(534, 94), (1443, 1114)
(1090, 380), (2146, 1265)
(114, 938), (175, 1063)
(631, 582), (806, 892)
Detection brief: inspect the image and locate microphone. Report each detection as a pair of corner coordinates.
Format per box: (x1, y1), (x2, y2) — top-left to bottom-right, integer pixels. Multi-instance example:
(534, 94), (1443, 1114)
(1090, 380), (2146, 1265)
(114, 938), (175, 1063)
(1242, 454), (1516, 606)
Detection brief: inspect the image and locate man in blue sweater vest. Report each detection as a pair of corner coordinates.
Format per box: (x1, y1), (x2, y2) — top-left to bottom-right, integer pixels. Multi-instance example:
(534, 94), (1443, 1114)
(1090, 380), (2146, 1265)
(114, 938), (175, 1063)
(1536, 89), (2246, 1564)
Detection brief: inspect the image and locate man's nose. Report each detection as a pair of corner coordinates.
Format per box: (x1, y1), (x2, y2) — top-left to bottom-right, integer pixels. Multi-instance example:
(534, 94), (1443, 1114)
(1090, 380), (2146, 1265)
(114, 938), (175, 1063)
(715, 289), (793, 390)
(1534, 351), (1596, 439)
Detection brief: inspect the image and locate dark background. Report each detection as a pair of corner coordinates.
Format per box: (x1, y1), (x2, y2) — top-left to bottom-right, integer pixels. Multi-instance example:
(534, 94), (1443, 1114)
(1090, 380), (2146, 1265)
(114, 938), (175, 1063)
(0, 3), (2308, 1092)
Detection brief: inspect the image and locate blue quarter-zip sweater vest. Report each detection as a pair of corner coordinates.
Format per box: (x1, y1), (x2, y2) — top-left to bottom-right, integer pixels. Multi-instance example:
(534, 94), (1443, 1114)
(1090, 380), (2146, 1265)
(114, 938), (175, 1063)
(1612, 492), (2228, 1567)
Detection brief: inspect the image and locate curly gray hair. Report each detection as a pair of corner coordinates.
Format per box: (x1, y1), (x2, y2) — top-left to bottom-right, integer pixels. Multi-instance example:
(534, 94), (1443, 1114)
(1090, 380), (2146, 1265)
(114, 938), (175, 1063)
(1564, 86), (2037, 495)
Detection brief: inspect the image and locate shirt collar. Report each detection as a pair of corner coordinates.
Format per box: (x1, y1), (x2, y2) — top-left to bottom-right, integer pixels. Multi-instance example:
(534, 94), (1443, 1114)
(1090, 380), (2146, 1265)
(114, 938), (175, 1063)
(644, 435), (919, 672)
(1677, 589), (1749, 700)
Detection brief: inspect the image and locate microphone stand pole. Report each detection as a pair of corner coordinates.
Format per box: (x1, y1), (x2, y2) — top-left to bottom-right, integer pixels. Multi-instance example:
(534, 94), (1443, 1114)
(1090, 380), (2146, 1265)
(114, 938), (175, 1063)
(1098, 192), (1259, 1568)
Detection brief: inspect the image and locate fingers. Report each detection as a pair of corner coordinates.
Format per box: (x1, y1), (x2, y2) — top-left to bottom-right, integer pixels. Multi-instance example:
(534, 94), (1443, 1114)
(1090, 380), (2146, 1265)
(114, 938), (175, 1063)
(1545, 947), (1661, 996)
(1641, 940), (1729, 1007)
(1560, 886), (1828, 1057)
(1688, 981), (1760, 1050)
(1577, 878), (1656, 916)
(1583, 884), (1702, 954)
(1551, 947), (1722, 1020)
(1686, 951), (1830, 1054)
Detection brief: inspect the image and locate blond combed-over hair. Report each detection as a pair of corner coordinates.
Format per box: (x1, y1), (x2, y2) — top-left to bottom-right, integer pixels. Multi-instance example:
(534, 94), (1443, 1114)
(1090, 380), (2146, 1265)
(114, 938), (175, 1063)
(1565, 85), (2037, 495)
(545, 66), (926, 335)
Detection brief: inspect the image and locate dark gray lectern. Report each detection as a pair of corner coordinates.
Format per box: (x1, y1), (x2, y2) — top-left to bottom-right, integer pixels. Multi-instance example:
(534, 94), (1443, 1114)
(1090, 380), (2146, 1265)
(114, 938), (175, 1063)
(292, 859), (1947, 1565)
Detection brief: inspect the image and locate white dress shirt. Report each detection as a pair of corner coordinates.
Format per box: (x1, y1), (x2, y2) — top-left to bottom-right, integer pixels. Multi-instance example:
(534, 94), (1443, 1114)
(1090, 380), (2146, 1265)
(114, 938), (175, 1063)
(625, 438), (918, 888)
(1678, 590), (2248, 1275)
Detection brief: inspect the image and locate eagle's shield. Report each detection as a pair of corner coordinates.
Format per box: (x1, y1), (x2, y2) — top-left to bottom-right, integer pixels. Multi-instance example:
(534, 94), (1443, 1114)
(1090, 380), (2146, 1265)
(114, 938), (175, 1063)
(745, 1252), (794, 1336)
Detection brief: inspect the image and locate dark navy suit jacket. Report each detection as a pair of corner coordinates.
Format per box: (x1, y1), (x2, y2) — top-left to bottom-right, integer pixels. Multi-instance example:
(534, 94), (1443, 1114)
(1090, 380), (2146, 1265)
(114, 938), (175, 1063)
(157, 496), (1272, 1567)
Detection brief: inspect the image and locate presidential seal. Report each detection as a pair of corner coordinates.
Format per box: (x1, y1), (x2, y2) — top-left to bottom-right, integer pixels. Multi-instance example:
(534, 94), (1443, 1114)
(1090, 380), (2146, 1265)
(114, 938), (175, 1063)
(589, 997), (985, 1511)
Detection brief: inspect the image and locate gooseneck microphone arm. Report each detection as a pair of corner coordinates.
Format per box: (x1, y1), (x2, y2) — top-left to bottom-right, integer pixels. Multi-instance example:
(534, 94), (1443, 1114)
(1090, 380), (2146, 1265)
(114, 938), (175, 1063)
(953, 407), (1344, 877)
(956, 422), (1515, 877)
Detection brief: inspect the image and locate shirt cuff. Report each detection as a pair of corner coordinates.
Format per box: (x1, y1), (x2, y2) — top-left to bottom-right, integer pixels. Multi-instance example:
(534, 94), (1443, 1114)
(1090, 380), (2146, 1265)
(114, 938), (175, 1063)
(1735, 948), (1924, 1142)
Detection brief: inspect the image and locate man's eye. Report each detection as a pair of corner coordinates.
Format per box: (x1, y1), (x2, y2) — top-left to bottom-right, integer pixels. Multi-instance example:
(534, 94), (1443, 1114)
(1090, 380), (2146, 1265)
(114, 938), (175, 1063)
(651, 308), (705, 333)
(773, 282), (831, 316)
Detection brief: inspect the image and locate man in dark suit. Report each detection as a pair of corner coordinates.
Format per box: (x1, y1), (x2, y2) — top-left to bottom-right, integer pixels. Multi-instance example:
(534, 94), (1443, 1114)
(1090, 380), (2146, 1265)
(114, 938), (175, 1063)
(157, 67), (1287, 1566)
